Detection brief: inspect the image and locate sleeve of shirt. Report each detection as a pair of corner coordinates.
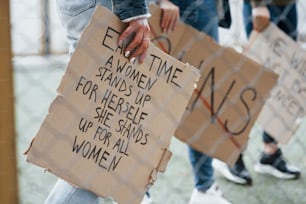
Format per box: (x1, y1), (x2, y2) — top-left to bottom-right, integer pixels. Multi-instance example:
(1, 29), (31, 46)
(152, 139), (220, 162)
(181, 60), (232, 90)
(112, 0), (151, 21)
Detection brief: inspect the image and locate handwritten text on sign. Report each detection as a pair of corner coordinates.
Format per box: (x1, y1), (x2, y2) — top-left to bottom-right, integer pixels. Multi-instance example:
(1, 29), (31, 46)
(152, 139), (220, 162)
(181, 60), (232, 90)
(71, 27), (185, 171)
(26, 6), (199, 204)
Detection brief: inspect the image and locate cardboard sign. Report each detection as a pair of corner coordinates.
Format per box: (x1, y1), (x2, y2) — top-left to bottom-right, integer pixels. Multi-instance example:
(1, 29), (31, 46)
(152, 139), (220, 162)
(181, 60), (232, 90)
(246, 23), (306, 144)
(149, 4), (279, 165)
(25, 6), (199, 204)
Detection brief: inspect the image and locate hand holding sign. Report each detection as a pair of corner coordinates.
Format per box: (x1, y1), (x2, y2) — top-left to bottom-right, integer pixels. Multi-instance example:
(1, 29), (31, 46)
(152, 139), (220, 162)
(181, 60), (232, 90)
(119, 18), (151, 64)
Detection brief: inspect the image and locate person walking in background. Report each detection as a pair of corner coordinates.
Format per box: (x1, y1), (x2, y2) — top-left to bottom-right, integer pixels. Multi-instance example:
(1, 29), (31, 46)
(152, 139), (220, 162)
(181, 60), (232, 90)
(213, 0), (301, 186)
(45, 1), (151, 203)
(154, 0), (232, 203)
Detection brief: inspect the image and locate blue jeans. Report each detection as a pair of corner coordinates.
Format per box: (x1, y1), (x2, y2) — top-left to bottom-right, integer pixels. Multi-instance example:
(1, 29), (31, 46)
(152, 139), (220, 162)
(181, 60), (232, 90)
(172, 0), (219, 191)
(46, 1), (144, 203)
(45, 179), (101, 204)
(172, 0), (219, 42)
(56, 0), (112, 54)
(243, 2), (297, 144)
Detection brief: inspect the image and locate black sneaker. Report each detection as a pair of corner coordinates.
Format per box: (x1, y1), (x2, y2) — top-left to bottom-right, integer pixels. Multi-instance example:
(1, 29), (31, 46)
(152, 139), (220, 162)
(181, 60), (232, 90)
(213, 154), (252, 185)
(254, 148), (301, 179)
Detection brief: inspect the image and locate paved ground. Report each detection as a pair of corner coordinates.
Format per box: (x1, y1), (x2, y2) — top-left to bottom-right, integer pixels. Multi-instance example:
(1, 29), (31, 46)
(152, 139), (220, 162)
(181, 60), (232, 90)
(14, 55), (306, 204)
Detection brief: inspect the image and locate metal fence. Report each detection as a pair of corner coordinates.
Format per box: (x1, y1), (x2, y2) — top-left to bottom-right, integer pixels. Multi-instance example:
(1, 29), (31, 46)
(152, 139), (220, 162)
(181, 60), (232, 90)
(5, 0), (306, 204)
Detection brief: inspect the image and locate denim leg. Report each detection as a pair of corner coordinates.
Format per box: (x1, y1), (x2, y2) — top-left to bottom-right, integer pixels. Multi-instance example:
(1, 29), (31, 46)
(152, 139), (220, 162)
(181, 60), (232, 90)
(188, 147), (214, 191)
(267, 3), (297, 41)
(56, 0), (112, 54)
(170, 0), (218, 192)
(242, 2), (252, 39)
(172, 0), (219, 41)
(51, 2), (113, 203)
(45, 179), (100, 204)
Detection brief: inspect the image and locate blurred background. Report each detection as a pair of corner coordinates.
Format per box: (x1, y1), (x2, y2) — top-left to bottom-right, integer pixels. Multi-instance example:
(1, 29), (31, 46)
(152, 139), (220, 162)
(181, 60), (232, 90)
(1, 0), (306, 203)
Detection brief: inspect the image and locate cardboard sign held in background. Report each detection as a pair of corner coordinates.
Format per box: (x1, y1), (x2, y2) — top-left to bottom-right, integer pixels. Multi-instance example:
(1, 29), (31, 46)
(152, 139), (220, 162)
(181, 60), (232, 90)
(246, 23), (306, 144)
(149, 4), (279, 165)
(25, 6), (199, 204)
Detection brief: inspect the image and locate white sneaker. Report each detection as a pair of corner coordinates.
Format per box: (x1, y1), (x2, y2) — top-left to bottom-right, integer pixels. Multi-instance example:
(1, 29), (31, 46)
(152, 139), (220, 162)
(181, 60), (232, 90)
(254, 149), (301, 179)
(140, 193), (153, 204)
(188, 183), (232, 204)
(213, 158), (252, 185)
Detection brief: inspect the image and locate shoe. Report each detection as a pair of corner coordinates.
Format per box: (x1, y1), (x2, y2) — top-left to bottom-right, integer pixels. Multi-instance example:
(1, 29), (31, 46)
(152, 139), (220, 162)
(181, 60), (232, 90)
(213, 155), (252, 185)
(140, 192), (153, 204)
(188, 183), (231, 204)
(254, 148), (301, 179)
